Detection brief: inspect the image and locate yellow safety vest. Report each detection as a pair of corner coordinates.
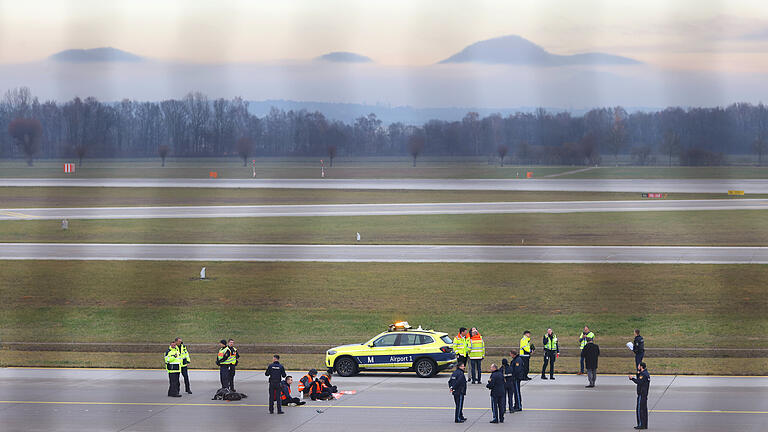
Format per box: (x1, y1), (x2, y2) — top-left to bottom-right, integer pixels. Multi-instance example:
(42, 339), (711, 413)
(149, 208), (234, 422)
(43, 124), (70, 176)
(579, 332), (595, 350)
(452, 334), (470, 356)
(469, 335), (485, 359)
(519, 336), (531, 356)
(544, 334), (558, 351)
(179, 343), (190, 366)
(165, 345), (182, 373)
(219, 346), (236, 365)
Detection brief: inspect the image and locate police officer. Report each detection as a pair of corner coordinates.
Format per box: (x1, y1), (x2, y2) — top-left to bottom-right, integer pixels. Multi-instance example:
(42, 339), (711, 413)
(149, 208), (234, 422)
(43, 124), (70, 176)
(227, 339), (240, 391)
(578, 326), (595, 375)
(452, 327), (470, 367)
(519, 330), (533, 380)
(501, 358), (514, 413)
(629, 362), (651, 429)
(633, 329), (645, 368)
(486, 364), (505, 424)
(164, 339), (182, 397)
(541, 328), (559, 380)
(508, 350), (523, 412)
(468, 328), (485, 384)
(265, 354), (287, 414)
(175, 337), (191, 394)
(448, 362), (467, 423)
(215, 339), (233, 390)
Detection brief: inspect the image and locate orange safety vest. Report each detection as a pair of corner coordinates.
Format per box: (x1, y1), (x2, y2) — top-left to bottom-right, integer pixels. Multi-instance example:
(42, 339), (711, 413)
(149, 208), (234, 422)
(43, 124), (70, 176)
(281, 383), (290, 400)
(298, 374), (312, 392)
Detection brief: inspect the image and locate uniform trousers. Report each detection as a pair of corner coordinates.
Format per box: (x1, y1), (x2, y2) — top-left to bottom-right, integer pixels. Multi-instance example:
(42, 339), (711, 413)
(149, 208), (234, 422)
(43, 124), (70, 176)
(269, 382), (283, 413)
(167, 372), (180, 396)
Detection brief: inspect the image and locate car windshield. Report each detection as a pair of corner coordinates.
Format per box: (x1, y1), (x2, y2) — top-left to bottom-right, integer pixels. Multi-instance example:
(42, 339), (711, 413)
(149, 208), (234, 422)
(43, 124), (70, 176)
(441, 335), (453, 344)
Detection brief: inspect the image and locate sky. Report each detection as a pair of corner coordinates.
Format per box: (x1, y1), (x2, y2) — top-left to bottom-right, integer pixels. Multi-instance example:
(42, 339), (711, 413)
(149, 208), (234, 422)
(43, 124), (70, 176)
(2, 0), (768, 108)
(1, 0), (768, 70)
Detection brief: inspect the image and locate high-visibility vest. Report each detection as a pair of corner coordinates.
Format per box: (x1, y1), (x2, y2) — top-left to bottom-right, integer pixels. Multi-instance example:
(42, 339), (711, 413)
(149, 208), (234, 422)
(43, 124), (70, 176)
(579, 332), (595, 350)
(519, 336), (531, 356)
(179, 343), (190, 366)
(165, 345), (182, 373)
(453, 334), (470, 356)
(298, 374), (313, 392)
(218, 347), (236, 365)
(544, 334), (558, 351)
(469, 334), (485, 359)
(281, 383), (290, 400)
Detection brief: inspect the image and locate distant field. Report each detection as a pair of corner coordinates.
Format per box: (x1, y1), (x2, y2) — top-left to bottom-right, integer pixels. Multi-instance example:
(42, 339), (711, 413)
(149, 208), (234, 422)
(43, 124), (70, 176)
(1, 261), (765, 351)
(1, 187), (763, 208)
(0, 158), (570, 179)
(3, 210), (768, 246)
(3, 158), (768, 179)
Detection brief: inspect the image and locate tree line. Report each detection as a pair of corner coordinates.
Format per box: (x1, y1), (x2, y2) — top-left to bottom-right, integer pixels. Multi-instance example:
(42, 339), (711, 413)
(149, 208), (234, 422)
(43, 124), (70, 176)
(3, 87), (768, 166)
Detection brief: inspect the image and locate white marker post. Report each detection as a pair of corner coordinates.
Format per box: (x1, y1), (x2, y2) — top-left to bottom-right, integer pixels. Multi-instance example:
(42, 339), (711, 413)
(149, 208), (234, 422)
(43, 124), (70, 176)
(252, 159), (256, 178)
(200, 267), (206, 280)
(320, 159), (325, 178)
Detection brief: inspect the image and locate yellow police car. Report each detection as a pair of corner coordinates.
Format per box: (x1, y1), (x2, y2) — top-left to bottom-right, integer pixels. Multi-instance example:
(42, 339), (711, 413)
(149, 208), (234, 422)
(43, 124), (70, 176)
(325, 322), (457, 378)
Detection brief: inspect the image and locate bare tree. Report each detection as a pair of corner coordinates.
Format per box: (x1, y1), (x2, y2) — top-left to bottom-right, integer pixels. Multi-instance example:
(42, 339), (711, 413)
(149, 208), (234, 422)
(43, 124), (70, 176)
(236, 137), (254, 166)
(660, 131), (680, 167)
(497, 144), (509, 167)
(327, 144), (337, 167)
(74, 145), (87, 167)
(631, 145), (653, 166)
(754, 135), (767, 166)
(8, 118), (41, 166)
(158, 145), (170, 167)
(408, 134), (425, 167)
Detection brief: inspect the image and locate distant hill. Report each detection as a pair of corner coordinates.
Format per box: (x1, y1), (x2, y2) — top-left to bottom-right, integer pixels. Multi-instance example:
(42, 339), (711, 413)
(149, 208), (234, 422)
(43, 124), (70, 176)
(439, 35), (639, 66)
(49, 47), (143, 63)
(314, 51), (373, 63)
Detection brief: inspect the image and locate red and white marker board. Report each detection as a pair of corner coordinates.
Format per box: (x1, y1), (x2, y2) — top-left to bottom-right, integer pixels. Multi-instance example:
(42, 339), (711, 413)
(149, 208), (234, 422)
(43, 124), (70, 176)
(63, 163), (75, 173)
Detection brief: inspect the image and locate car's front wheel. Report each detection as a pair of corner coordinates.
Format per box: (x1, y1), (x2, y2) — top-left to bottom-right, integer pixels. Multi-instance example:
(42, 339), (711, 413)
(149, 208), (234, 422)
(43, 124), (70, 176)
(335, 356), (359, 377)
(414, 358), (437, 377)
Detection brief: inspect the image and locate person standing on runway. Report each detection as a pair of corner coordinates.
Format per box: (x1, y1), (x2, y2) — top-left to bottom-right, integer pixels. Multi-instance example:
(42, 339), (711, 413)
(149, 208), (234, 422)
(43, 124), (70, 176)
(266, 354), (287, 414)
(175, 337), (192, 394)
(227, 339), (240, 391)
(486, 364), (505, 424)
(578, 326), (595, 375)
(633, 329), (645, 368)
(519, 331), (533, 380)
(452, 327), (470, 367)
(164, 339), (182, 397)
(448, 362), (467, 423)
(581, 337), (600, 388)
(468, 328), (485, 384)
(509, 350), (524, 412)
(541, 328), (559, 380)
(216, 339), (233, 390)
(630, 362), (651, 429)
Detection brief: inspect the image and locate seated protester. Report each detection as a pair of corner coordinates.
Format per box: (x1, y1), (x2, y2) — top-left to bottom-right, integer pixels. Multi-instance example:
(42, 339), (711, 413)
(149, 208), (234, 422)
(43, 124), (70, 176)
(309, 373), (335, 401)
(280, 376), (306, 406)
(298, 368), (318, 397)
(319, 372), (338, 394)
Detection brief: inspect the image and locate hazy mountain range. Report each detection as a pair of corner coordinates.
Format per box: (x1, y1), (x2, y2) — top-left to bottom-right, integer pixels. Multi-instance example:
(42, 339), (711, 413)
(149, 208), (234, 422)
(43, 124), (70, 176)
(1, 35), (764, 111)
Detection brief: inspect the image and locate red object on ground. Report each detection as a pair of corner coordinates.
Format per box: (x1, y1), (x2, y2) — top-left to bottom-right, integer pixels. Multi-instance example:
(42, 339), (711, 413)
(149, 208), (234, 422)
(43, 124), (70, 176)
(209, 171), (218, 178)
(63, 163), (75, 173)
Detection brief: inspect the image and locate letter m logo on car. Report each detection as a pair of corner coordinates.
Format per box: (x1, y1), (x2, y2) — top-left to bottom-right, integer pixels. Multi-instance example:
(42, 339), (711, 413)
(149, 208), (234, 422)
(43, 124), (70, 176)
(368, 356), (375, 364)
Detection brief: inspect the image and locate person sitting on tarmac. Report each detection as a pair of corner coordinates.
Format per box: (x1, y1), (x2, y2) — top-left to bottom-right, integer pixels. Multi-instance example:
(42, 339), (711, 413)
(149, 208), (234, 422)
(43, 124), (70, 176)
(280, 376), (306, 406)
(310, 372), (337, 400)
(298, 368), (317, 397)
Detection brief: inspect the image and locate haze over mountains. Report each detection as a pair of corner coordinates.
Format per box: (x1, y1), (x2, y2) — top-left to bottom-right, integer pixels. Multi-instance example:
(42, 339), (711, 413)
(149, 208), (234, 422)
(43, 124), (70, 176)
(439, 35), (640, 66)
(2, 35), (765, 112)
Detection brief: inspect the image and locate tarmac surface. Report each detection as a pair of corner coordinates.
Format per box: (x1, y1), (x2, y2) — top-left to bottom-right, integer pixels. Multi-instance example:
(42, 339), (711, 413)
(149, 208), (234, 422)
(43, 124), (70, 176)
(3, 199), (768, 220)
(3, 177), (768, 193)
(3, 243), (768, 263)
(0, 368), (765, 432)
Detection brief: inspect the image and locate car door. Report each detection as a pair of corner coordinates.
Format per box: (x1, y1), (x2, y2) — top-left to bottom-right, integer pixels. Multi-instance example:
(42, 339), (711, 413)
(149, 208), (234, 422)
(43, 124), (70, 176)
(359, 333), (399, 369)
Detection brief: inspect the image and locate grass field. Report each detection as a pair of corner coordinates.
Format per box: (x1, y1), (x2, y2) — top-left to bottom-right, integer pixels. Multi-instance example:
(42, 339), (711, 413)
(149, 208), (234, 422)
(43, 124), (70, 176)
(0, 158), (571, 179)
(2, 261), (765, 352)
(3, 210), (768, 246)
(0, 187), (764, 208)
(2, 351), (764, 376)
(2, 158), (768, 179)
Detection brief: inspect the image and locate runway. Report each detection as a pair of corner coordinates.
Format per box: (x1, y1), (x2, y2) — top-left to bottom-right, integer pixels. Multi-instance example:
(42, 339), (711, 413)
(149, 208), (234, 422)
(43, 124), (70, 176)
(3, 243), (768, 263)
(3, 177), (768, 193)
(0, 368), (765, 432)
(2, 199), (768, 220)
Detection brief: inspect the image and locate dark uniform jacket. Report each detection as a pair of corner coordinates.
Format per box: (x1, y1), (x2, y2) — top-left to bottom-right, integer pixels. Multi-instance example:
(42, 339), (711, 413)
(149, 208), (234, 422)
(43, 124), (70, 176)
(501, 359), (514, 387)
(448, 368), (467, 395)
(633, 335), (645, 354)
(265, 361), (286, 383)
(511, 356), (525, 380)
(631, 369), (651, 396)
(486, 369), (506, 397)
(581, 342), (600, 369)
